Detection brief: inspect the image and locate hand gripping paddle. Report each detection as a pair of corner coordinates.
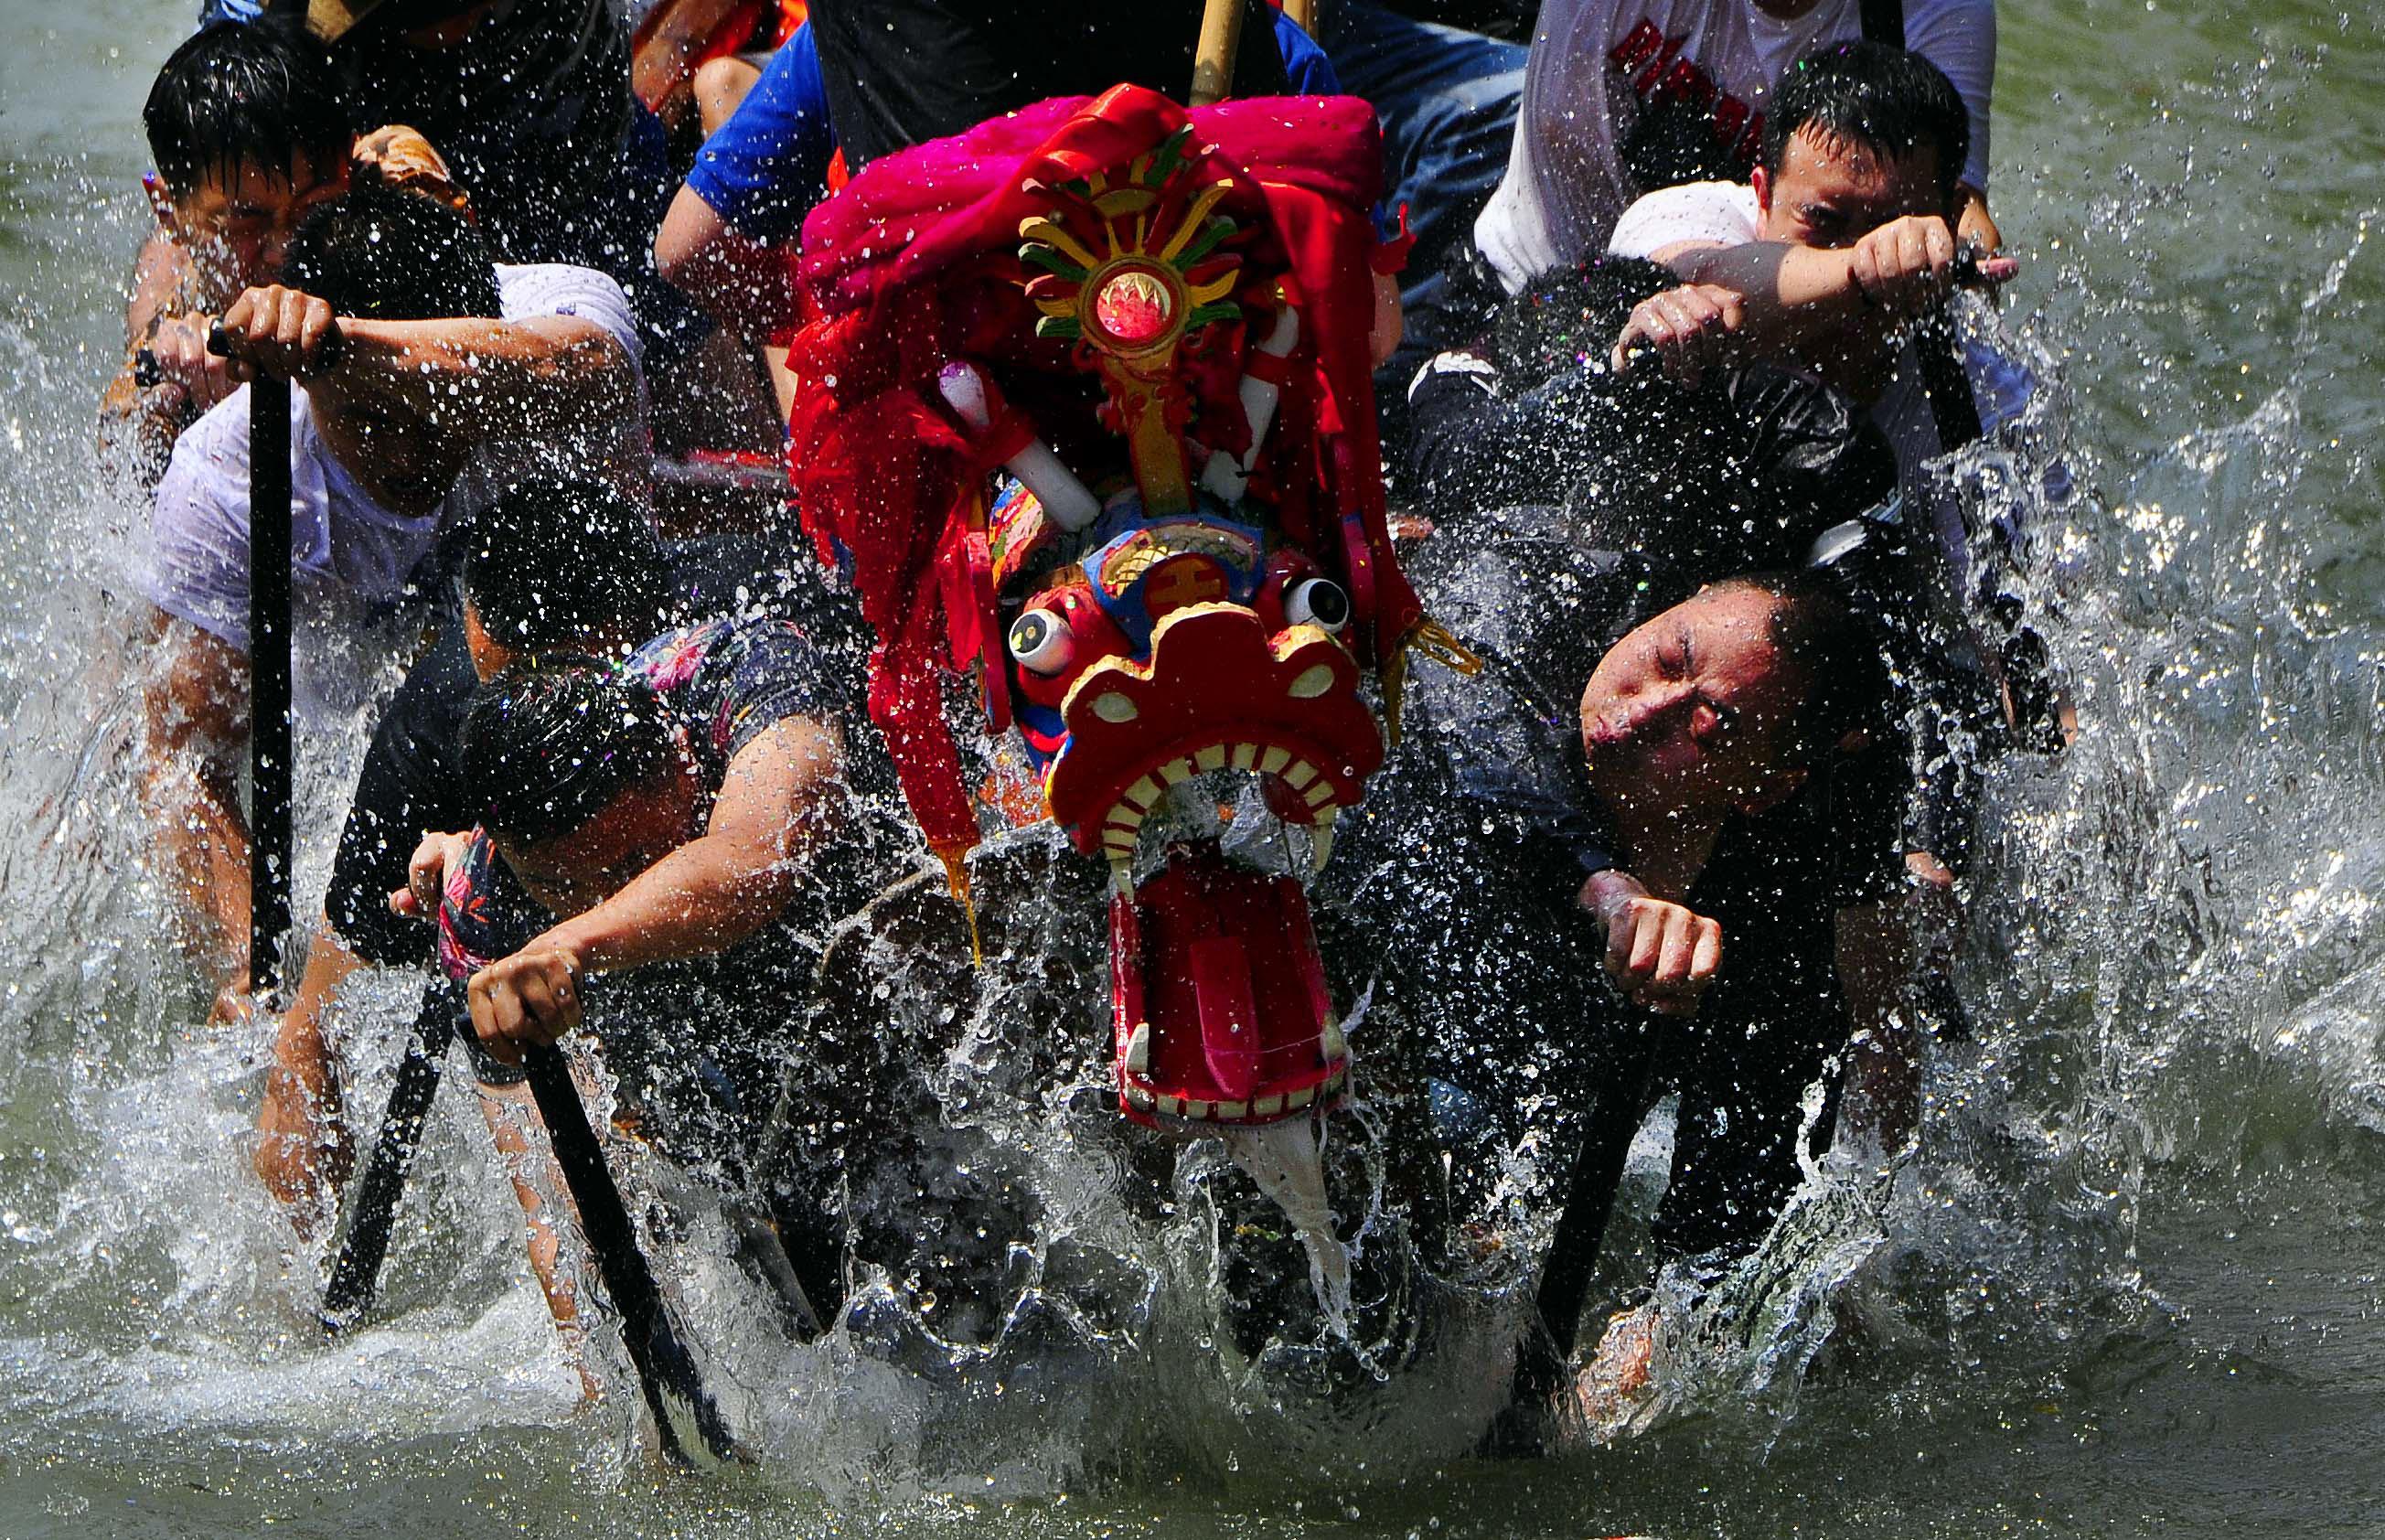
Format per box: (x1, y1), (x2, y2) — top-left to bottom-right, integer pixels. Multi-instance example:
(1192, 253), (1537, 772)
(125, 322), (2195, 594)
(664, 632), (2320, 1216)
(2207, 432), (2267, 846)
(208, 318), (295, 996)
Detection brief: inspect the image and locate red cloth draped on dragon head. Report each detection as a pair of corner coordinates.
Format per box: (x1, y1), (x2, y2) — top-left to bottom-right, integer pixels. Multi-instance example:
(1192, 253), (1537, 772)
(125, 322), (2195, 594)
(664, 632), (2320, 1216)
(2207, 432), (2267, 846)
(782, 83), (1468, 1129)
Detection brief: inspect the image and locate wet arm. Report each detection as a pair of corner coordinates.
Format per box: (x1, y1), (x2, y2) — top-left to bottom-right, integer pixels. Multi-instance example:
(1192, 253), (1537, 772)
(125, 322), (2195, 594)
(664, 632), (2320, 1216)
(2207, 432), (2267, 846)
(100, 232), (216, 485)
(655, 185), (797, 336)
(533, 715), (846, 974)
(255, 927), (361, 1234)
(1834, 897), (1919, 1152)
(318, 312), (638, 445)
(1650, 239), (1891, 368)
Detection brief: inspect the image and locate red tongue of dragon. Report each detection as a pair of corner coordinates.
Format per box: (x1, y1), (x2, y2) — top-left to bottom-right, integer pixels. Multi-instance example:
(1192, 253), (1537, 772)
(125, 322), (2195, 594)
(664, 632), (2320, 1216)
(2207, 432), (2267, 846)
(1109, 840), (1345, 1125)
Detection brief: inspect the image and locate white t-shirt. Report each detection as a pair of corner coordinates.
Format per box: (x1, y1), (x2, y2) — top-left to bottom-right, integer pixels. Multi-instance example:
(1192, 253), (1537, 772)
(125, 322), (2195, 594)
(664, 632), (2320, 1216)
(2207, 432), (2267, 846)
(1474, 0), (1995, 294)
(1607, 176), (2032, 594)
(145, 262), (647, 680)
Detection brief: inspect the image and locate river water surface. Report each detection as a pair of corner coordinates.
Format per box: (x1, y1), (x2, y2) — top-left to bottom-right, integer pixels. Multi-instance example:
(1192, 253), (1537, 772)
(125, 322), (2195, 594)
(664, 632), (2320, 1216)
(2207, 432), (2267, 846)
(1, 1), (2380, 1535)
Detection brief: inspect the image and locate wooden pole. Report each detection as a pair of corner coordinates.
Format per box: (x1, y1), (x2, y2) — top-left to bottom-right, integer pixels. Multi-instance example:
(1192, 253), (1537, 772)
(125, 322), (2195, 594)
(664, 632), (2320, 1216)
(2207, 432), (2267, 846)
(1280, 0), (1316, 34)
(1189, 0), (1245, 106)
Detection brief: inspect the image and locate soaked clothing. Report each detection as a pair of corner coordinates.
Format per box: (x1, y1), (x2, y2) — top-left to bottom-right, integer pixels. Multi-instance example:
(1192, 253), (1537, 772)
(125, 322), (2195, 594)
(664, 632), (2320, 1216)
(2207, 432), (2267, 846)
(326, 540), (867, 968)
(1332, 505), (1902, 1264)
(802, 0), (1296, 170)
(1404, 255), (1897, 582)
(301, 0), (635, 269)
(431, 607), (883, 1179)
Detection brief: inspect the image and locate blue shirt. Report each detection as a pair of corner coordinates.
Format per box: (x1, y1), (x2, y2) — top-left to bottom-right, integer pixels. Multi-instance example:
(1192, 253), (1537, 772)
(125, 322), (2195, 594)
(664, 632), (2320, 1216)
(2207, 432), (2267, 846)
(689, 14), (1342, 243)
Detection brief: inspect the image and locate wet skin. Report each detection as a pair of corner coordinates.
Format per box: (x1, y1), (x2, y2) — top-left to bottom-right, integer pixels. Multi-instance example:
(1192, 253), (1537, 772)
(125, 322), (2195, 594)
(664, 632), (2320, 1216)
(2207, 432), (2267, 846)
(1575, 584), (1817, 1016)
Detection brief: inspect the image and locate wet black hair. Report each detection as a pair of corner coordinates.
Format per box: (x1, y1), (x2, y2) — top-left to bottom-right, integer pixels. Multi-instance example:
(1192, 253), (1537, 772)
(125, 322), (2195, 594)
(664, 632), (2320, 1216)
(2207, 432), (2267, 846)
(283, 180), (502, 321)
(462, 479), (673, 656)
(1706, 568), (1890, 765)
(1760, 40), (1971, 209)
(460, 658), (679, 848)
(144, 19), (350, 200)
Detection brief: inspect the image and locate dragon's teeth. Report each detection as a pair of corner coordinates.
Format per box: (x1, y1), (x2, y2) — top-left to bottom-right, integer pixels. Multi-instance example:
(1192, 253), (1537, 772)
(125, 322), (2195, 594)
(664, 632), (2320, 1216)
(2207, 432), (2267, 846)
(1122, 775), (1161, 811)
(1159, 758), (1195, 785)
(1302, 777), (1335, 809)
(1123, 1021), (1151, 1076)
(1258, 745), (1291, 775)
(1310, 808), (1338, 876)
(1254, 1093), (1284, 1118)
(1194, 743), (1227, 773)
(1229, 742), (1259, 771)
(1283, 759), (1319, 791)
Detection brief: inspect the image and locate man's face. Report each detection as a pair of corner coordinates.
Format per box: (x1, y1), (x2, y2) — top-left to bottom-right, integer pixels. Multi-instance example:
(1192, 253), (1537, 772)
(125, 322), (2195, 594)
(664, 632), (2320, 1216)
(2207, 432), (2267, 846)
(459, 598), (517, 684)
(1755, 125), (1944, 248)
(1578, 585), (1812, 816)
(169, 146), (349, 295)
(494, 766), (701, 919)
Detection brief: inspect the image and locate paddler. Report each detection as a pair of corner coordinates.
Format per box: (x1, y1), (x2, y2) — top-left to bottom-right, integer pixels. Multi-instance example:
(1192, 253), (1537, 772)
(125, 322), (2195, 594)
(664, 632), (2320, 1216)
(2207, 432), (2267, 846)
(134, 181), (647, 1025)
(102, 21), (468, 486)
(1329, 512), (1918, 1424)
(397, 598), (895, 1332)
(250, 477), (858, 1234)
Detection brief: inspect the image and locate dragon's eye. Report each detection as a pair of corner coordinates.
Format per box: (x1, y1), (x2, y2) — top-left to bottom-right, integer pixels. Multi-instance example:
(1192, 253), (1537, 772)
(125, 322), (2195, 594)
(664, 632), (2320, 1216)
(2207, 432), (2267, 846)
(1008, 607), (1075, 675)
(1284, 577), (1351, 633)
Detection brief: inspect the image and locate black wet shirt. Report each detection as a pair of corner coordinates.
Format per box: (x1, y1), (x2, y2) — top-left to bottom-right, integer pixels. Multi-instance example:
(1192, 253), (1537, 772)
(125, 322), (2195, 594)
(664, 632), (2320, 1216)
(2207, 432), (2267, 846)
(1405, 256), (1897, 583)
(313, 0), (632, 264)
(1334, 506), (1903, 1260)
(802, 0), (1293, 169)
(326, 539), (857, 967)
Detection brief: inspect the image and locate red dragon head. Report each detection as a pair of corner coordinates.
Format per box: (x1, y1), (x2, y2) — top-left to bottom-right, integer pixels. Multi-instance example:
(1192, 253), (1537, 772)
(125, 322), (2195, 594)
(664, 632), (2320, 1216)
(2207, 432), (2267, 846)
(782, 86), (1471, 1134)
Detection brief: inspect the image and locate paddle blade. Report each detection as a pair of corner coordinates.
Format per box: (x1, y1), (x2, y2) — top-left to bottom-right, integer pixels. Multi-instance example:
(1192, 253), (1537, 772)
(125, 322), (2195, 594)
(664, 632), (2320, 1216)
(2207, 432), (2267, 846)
(520, 1043), (743, 1469)
(637, 1310), (743, 1471)
(320, 983), (460, 1334)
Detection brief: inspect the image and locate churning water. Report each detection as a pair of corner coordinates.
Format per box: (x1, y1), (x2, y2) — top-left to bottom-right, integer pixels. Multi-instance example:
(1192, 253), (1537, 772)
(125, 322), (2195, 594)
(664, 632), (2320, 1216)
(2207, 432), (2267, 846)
(2, 0), (2380, 1534)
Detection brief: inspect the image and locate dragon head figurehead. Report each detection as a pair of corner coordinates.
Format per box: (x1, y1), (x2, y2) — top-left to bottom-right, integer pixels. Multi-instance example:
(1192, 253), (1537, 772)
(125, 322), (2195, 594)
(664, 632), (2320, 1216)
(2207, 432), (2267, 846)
(784, 85), (1471, 1140)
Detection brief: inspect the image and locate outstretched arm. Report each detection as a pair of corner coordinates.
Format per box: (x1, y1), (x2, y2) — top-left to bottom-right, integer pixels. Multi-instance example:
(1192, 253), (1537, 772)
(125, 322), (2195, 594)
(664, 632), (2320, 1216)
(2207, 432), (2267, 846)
(1616, 219), (2017, 395)
(656, 185), (798, 337)
(215, 283), (638, 446)
(466, 715), (848, 1060)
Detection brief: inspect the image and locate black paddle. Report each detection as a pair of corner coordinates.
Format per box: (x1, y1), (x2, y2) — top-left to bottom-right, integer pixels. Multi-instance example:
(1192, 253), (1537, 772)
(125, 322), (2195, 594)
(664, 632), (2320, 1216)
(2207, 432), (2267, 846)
(208, 313), (349, 997)
(320, 979), (464, 1332)
(243, 349), (296, 996)
(1483, 1036), (1659, 1456)
(520, 1042), (742, 1468)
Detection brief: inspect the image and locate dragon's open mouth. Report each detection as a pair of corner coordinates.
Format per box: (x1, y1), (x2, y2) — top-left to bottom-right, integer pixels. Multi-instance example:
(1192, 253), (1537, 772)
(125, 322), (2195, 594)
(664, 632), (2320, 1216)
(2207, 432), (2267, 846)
(1035, 602), (1383, 1128)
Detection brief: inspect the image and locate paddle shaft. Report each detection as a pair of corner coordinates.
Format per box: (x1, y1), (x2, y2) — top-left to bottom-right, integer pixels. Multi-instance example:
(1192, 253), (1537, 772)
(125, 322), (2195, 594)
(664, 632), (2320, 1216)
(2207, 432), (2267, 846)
(320, 980), (461, 1332)
(521, 1043), (739, 1468)
(1189, 0), (1245, 106)
(248, 373), (294, 994)
(1508, 1043), (1659, 1412)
